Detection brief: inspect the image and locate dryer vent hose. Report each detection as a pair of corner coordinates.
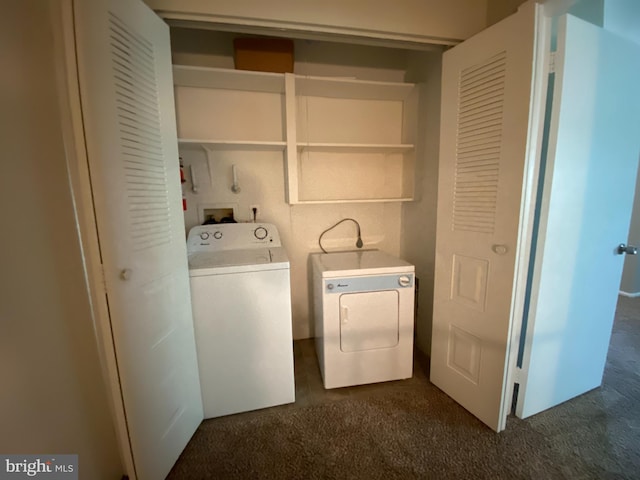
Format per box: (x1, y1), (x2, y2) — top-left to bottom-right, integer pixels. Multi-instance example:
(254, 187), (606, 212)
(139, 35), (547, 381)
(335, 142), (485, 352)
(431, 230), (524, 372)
(318, 218), (363, 254)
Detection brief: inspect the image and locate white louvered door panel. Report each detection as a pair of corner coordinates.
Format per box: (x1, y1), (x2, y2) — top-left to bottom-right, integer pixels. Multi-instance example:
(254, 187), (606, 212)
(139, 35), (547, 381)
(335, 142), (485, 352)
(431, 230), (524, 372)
(110, 12), (173, 251)
(430, 3), (537, 432)
(453, 52), (506, 235)
(74, 1), (203, 479)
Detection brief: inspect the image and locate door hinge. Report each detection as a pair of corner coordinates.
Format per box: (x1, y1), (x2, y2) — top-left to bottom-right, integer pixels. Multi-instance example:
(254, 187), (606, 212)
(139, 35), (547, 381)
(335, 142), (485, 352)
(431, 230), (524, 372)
(548, 51), (556, 74)
(513, 366), (524, 384)
(99, 264), (108, 291)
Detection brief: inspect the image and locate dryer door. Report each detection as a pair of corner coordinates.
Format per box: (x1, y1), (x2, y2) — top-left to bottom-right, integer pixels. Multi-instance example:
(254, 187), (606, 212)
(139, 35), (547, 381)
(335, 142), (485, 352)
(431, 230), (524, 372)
(340, 290), (399, 352)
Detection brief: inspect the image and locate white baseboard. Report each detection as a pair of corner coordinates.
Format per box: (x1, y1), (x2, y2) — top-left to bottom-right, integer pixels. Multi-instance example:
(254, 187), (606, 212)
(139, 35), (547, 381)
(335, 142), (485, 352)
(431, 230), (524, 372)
(619, 290), (640, 298)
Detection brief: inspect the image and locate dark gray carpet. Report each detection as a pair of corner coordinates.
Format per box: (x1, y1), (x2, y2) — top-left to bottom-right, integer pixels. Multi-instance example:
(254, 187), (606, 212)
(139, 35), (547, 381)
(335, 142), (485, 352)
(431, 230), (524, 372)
(167, 296), (640, 479)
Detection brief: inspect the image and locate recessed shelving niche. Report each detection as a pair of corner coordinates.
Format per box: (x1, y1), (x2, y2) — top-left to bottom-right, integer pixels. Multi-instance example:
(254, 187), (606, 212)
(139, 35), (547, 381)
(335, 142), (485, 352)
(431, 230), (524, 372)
(173, 65), (418, 203)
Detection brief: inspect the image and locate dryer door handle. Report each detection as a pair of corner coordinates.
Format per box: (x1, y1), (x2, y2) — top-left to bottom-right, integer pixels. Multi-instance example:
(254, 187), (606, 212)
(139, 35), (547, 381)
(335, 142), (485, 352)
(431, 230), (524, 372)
(341, 305), (349, 324)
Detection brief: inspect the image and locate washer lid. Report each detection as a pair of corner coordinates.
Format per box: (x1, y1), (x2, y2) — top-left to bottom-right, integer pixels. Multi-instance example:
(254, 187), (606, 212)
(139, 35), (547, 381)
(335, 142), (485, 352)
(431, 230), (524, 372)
(312, 250), (414, 277)
(189, 247), (289, 276)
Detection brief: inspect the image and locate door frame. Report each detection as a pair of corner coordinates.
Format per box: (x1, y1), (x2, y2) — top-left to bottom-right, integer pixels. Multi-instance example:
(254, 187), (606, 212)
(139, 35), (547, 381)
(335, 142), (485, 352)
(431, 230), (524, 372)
(501, 1), (553, 425)
(49, 1), (136, 477)
(48, 0), (554, 458)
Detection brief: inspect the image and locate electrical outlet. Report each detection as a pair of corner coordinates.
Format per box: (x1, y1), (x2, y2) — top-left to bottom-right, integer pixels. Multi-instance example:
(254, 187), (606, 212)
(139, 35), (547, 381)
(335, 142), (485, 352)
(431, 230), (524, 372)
(249, 204), (260, 222)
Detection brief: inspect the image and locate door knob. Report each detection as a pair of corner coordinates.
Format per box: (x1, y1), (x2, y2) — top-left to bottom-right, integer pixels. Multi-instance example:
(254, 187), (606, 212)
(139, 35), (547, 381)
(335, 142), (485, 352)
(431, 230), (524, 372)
(617, 244), (638, 255)
(120, 268), (133, 280)
(492, 244), (508, 255)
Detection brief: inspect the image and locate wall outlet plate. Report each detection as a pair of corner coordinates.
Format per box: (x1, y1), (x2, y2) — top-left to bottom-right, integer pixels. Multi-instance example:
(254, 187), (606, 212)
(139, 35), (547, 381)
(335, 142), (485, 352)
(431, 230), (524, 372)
(249, 204), (260, 221)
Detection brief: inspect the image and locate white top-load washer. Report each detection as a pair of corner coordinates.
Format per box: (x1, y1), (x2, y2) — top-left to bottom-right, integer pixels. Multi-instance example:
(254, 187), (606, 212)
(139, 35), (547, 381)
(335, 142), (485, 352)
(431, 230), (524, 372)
(311, 250), (415, 389)
(187, 223), (295, 418)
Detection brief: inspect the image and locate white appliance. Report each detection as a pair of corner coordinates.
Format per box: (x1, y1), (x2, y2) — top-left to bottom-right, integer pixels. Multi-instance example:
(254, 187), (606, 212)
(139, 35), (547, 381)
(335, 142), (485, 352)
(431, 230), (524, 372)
(311, 250), (415, 389)
(187, 223), (295, 418)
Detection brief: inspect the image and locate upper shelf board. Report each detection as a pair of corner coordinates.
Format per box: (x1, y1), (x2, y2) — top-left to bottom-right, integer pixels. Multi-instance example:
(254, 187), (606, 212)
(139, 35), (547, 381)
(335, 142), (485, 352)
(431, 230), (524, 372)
(295, 75), (415, 101)
(172, 66), (416, 100)
(297, 143), (414, 153)
(178, 138), (286, 151)
(295, 197), (415, 204)
(173, 65), (285, 94)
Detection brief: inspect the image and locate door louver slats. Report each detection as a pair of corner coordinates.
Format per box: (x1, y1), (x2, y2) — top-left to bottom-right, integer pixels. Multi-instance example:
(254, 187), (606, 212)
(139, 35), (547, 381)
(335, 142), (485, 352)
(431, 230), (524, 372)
(452, 52), (507, 234)
(108, 12), (171, 251)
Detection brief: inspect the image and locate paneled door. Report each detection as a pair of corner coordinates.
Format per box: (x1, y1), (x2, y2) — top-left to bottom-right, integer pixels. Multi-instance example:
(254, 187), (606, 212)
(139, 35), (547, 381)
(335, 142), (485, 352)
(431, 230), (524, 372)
(74, 0), (203, 478)
(430, 3), (538, 432)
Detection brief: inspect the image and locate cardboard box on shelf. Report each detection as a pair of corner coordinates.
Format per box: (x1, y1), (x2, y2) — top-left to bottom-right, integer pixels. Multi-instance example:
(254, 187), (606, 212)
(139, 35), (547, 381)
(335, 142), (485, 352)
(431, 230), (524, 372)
(233, 37), (294, 74)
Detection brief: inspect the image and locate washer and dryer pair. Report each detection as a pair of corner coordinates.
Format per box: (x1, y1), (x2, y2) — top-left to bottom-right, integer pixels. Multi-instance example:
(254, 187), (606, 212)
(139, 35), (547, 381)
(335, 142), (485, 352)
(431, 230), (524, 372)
(312, 250), (416, 389)
(187, 222), (415, 418)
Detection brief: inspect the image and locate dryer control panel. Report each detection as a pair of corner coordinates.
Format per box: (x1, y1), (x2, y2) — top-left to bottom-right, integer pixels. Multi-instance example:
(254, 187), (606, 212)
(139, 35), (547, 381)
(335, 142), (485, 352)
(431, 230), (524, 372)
(325, 274), (414, 294)
(187, 223), (282, 253)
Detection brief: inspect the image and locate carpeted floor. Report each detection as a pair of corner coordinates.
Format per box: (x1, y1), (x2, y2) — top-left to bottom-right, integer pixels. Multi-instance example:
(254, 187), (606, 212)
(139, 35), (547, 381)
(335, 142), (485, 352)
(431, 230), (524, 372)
(167, 296), (640, 479)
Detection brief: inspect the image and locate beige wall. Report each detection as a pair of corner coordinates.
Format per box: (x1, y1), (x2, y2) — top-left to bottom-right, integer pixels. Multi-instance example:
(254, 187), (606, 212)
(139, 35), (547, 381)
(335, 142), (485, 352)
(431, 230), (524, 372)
(621, 159), (640, 295)
(401, 52), (442, 355)
(0, 1), (123, 477)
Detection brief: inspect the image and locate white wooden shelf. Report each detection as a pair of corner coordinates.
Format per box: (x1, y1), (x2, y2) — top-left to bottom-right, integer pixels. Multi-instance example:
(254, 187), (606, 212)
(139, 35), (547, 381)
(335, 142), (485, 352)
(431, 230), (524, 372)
(178, 138), (286, 151)
(173, 66), (415, 99)
(173, 65), (418, 204)
(297, 143), (414, 153)
(296, 75), (415, 100)
(296, 197), (414, 204)
(173, 65), (285, 93)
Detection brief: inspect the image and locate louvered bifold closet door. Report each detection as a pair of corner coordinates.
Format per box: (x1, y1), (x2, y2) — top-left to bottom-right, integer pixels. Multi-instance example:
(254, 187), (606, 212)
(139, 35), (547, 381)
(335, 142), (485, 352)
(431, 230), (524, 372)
(430, 3), (537, 432)
(74, 1), (203, 479)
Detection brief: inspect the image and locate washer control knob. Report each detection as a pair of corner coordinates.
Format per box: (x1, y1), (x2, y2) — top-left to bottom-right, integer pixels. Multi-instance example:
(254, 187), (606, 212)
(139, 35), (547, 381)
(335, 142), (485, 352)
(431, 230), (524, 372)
(327, 283), (334, 290)
(254, 226), (268, 240)
(213, 231), (223, 240)
(398, 275), (411, 287)
(199, 232), (210, 240)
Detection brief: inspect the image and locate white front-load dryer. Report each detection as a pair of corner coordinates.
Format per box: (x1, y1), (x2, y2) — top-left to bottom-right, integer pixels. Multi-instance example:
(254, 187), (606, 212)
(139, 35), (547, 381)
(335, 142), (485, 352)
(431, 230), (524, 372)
(311, 250), (415, 389)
